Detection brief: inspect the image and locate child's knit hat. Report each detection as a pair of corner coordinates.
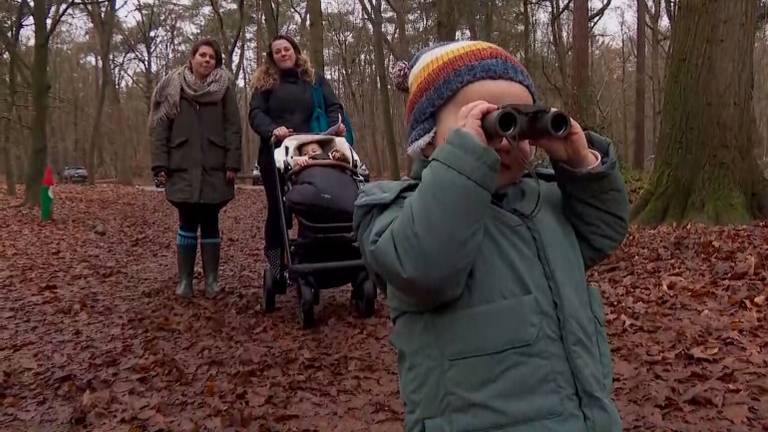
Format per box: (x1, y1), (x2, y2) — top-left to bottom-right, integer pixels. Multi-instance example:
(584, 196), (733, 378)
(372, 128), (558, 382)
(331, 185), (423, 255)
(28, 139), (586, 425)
(391, 41), (537, 157)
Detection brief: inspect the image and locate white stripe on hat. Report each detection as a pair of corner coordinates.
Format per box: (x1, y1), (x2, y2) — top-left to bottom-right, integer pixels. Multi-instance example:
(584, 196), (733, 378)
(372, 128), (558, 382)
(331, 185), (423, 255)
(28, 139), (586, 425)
(408, 41), (476, 89)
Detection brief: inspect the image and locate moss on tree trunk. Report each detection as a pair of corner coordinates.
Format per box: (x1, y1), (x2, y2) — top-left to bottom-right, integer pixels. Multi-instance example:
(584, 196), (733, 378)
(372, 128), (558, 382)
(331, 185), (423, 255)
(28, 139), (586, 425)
(632, 0), (768, 225)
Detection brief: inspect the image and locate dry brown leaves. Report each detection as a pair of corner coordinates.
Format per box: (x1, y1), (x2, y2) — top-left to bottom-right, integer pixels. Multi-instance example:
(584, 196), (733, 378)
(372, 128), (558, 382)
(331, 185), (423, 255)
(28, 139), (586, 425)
(591, 223), (768, 431)
(0, 185), (400, 432)
(1, 185), (767, 431)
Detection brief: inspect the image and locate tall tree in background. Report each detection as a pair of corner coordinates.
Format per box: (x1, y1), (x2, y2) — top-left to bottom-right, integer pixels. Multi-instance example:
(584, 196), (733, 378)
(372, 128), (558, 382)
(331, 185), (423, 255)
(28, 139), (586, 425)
(210, 0), (248, 78)
(572, 0), (591, 125)
(632, 0), (768, 224)
(24, 0), (77, 206)
(436, 0), (457, 41)
(307, 0), (324, 72)
(261, 0), (278, 40)
(360, 0), (400, 179)
(120, 0), (162, 110)
(85, 0), (126, 185)
(648, 0), (663, 147)
(0, 1), (27, 197)
(633, 0), (646, 170)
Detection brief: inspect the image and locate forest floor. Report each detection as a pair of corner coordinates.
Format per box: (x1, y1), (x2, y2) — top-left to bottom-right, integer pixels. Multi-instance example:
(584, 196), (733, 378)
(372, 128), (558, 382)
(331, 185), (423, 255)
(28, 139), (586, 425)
(1, 184), (767, 432)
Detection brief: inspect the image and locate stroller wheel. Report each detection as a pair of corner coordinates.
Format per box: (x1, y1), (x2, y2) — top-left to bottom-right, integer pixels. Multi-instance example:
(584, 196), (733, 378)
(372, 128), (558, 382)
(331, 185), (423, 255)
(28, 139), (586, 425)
(262, 269), (277, 313)
(298, 281), (315, 329)
(353, 278), (376, 319)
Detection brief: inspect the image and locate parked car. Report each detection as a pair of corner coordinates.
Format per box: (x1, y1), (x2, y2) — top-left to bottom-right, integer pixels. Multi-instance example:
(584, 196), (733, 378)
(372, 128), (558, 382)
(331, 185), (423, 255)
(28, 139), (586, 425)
(61, 166), (88, 184)
(252, 162), (262, 186)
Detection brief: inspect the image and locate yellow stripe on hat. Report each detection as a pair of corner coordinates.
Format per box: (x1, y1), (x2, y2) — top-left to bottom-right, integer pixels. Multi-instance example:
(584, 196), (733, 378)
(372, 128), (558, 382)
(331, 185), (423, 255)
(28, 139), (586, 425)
(408, 41), (497, 94)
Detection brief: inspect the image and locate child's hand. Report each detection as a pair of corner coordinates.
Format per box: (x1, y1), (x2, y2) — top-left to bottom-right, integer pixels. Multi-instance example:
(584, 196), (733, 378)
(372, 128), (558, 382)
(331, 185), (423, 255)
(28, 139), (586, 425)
(457, 101), (499, 146)
(532, 116), (597, 169)
(294, 156), (310, 167)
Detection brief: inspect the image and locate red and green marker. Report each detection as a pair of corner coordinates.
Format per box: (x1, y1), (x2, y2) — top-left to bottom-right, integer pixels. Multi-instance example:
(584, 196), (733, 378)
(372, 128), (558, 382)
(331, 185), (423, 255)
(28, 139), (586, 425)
(41, 165), (54, 221)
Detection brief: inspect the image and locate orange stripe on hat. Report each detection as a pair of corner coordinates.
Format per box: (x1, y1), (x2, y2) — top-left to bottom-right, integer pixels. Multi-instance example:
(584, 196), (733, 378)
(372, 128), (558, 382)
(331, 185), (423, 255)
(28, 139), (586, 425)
(406, 47), (521, 119)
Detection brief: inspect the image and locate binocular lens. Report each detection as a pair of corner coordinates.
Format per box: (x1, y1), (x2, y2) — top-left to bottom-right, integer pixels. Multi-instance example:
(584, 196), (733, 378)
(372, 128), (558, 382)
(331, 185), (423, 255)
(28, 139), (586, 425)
(496, 110), (518, 135)
(549, 112), (570, 137)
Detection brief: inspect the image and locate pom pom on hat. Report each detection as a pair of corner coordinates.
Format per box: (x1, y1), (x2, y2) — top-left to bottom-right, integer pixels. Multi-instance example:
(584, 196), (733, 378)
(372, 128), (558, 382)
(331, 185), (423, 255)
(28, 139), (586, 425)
(390, 60), (411, 92)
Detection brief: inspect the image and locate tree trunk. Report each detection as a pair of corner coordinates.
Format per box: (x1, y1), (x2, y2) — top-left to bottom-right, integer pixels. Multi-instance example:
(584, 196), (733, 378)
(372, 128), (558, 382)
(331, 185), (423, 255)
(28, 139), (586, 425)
(24, 1), (52, 206)
(523, 0), (532, 62)
(86, 0), (119, 185)
(550, 0), (570, 102)
(1, 69), (15, 196)
(620, 32), (630, 164)
(650, 0), (663, 153)
(632, 0), (767, 224)
(633, 0), (646, 170)
(112, 84), (132, 185)
(436, 0), (457, 41)
(386, 0), (409, 60)
(479, 0), (494, 41)
(572, 0), (591, 125)
(307, 0), (324, 72)
(262, 0), (279, 40)
(362, 0), (400, 179)
(2, 3), (23, 197)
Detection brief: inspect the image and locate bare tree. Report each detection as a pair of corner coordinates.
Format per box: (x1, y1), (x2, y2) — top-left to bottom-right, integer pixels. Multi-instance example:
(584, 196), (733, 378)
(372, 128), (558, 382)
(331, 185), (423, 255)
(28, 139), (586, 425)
(436, 0), (457, 41)
(84, 0), (128, 185)
(572, 0), (591, 124)
(633, 0), (646, 170)
(633, 0), (768, 224)
(209, 0), (247, 77)
(0, 1), (27, 196)
(261, 0), (279, 40)
(307, 0), (324, 72)
(24, 0), (78, 205)
(359, 0), (400, 179)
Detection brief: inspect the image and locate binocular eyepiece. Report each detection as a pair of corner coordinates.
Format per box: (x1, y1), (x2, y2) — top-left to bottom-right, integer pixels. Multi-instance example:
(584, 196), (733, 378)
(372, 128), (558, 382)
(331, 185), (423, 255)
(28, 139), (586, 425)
(481, 105), (571, 141)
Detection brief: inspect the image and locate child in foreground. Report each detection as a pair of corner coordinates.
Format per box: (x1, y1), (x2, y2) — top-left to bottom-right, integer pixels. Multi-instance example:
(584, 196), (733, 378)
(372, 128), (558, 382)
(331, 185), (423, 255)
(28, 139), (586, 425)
(354, 41), (629, 432)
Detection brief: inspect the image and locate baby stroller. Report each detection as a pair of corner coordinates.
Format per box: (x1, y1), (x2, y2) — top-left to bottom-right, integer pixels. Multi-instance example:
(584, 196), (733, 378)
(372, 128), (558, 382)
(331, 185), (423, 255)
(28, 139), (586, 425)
(262, 134), (377, 328)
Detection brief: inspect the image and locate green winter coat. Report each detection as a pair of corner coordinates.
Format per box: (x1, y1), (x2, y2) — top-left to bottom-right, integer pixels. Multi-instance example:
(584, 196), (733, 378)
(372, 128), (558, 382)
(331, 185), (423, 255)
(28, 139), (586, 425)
(354, 129), (629, 432)
(151, 85), (242, 205)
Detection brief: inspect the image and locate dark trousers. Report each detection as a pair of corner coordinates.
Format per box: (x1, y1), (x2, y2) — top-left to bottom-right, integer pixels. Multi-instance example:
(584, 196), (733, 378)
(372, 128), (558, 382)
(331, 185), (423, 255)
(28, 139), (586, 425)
(173, 202), (222, 240)
(258, 145), (284, 254)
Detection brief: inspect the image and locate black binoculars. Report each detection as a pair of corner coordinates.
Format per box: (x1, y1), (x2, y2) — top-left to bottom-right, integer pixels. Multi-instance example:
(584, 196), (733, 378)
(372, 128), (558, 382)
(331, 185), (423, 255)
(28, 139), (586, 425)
(481, 105), (571, 141)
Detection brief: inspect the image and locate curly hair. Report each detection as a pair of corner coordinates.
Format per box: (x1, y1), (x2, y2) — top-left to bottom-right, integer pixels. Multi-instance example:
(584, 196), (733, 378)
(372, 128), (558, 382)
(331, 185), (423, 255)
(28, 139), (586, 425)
(251, 34), (315, 91)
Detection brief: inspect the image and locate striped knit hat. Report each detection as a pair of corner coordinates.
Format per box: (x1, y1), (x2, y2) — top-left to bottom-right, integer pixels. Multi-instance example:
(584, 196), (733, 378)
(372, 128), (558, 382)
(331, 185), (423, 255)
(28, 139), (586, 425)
(391, 41), (537, 157)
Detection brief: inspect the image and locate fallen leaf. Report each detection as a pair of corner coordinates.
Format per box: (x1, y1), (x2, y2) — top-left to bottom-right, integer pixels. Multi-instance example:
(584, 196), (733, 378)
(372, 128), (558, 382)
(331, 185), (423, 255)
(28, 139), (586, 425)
(722, 404), (750, 424)
(690, 345), (720, 361)
(205, 381), (217, 397)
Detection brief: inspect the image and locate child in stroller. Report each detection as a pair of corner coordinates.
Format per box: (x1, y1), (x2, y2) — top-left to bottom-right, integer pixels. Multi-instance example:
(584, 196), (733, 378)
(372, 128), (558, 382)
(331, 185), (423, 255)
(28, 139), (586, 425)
(262, 134), (377, 328)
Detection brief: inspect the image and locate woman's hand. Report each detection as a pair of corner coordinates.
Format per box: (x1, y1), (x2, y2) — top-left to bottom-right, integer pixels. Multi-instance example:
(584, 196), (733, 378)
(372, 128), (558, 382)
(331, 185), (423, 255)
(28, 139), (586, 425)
(226, 170), (237, 184)
(334, 122), (347, 137)
(532, 116), (597, 169)
(272, 126), (292, 140)
(153, 170), (167, 188)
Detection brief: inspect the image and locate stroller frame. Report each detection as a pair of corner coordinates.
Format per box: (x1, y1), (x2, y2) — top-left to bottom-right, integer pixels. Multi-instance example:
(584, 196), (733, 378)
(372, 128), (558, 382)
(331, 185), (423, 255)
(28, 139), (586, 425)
(261, 135), (377, 328)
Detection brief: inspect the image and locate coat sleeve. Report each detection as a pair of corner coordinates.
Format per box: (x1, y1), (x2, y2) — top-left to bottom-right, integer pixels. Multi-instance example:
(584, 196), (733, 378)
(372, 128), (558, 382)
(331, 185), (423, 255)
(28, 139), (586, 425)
(248, 88), (277, 142)
(553, 131), (630, 269)
(354, 129), (498, 312)
(150, 114), (171, 175)
(318, 74), (343, 127)
(223, 85), (243, 172)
